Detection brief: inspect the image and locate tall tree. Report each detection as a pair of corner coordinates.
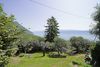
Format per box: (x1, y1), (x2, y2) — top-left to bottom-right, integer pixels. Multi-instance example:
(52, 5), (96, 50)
(43, 16), (59, 56)
(45, 16), (59, 42)
(91, 4), (100, 39)
(0, 4), (22, 66)
(90, 5), (100, 67)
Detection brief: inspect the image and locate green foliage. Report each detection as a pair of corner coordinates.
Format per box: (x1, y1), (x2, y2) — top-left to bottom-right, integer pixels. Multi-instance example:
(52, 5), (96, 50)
(91, 41), (100, 67)
(0, 10), (20, 50)
(0, 5), (13, 66)
(5, 48), (18, 57)
(90, 4), (100, 39)
(0, 55), (9, 67)
(19, 53), (25, 57)
(0, 4), (24, 66)
(0, 4), (41, 66)
(53, 38), (68, 54)
(43, 16), (59, 56)
(17, 40), (48, 54)
(90, 5), (100, 67)
(70, 36), (91, 53)
(45, 16), (59, 42)
(89, 41), (96, 50)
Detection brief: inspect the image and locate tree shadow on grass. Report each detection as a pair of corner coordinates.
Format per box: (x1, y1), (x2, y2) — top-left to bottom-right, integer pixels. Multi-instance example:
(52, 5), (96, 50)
(48, 54), (66, 58)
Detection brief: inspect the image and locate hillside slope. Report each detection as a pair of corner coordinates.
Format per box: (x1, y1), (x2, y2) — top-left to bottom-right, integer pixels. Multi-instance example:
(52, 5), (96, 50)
(13, 21), (42, 41)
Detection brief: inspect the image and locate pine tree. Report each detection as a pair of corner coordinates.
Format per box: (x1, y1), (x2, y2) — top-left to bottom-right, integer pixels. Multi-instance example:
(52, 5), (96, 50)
(43, 16), (59, 56)
(45, 16), (59, 42)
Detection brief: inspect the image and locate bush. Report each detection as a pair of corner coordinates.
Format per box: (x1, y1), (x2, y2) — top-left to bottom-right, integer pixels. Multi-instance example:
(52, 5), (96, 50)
(19, 53), (25, 57)
(70, 36), (91, 53)
(53, 38), (69, 55)
(18, 41), (52, 54)
(48, 52), (66, 58)
(0, 55), (9, 67)
(5, 48), (18, 57)
(18, 41), (43, 53)
(69, 50), (77, 56)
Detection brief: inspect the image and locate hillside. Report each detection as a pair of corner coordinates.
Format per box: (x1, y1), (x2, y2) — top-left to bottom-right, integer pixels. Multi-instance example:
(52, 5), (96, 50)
(13, 21), (42, 41)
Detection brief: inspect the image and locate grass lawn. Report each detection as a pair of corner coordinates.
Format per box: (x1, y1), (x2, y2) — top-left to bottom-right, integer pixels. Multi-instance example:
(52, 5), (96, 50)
(6, 53), (91, 67)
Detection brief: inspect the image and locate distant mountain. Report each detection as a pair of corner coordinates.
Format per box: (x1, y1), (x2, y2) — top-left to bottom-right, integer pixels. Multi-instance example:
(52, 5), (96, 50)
(13, 22), (96, 41)
(33, 30), (95, 40)
(14, 22), (33, 34)
(13, 22), (42, 41)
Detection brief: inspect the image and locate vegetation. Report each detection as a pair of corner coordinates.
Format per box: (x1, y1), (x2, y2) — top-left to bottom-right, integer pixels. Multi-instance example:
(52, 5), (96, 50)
(53, 38), (68, 55)
(0, 4), (41, 67)
(70, 36), (91, 54)
(0, 4), (21, 66)
(43, 16), (59, 56)
(45, 16), (59, 42)
(0, 3), (95, 67)
(91, 41), (100, 67)
(90, 4), (100, 67)
(6, 53), (91, 67)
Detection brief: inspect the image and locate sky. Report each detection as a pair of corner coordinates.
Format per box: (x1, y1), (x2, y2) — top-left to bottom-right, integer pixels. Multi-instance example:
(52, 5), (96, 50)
(0, 0), (100, 32)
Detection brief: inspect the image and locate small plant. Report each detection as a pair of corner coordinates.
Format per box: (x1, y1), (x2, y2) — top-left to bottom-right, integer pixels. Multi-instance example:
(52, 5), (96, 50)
(19, 53), (25, 57)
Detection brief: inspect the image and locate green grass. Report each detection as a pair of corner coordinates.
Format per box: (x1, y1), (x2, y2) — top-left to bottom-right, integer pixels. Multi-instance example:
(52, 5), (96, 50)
(6, 53), (91, 67)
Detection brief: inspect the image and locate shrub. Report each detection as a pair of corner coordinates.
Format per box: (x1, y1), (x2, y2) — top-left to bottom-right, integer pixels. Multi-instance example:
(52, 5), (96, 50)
(5, 48), (18, 57)
(48, 52), (66, 58)
(19, 53), (25, 57)
(70, 36), (91, 53)
(0, 55), (9, 67)
(53, 38), (68, 55)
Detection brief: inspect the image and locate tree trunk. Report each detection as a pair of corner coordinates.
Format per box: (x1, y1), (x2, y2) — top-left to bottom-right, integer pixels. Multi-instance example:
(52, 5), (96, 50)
(43, 51), (45, 56)
(58, 49), (60, 55)
(58, 51), (60, 55)
(76, 47), (79, 53)
(43, 47), (45, 56)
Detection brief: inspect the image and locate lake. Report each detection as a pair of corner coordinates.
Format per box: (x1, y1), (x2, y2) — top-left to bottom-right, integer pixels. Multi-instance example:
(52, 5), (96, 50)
(33, 30), (95, 40)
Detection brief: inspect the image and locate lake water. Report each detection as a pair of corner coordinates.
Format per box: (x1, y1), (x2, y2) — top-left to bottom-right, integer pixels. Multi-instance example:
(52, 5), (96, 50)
(34, 30), (95, 40)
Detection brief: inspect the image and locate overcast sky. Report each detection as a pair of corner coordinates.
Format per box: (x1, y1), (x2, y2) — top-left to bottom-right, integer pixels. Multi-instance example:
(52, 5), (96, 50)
(0, 0), (100, 32)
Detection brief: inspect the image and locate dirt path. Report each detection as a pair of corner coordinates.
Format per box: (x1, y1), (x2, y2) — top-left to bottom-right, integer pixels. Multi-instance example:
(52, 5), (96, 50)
(74, 65), (78, 67)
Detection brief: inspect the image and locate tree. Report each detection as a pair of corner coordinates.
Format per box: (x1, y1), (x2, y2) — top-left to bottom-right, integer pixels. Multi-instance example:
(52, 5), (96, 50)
(90, 5), (100, 67)
(91, 41), (100, 67)
(45, 16), (59, 42)
(54, 38), (67, 55)
(70, 37), (90, 53)
(90, 4), (100, 39)
(0, 10), (20, 56)
(43, 16), (59, 56)
(0, 4), (22, 66)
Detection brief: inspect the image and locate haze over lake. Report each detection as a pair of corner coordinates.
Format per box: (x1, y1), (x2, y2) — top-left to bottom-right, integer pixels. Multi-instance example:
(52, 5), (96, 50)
(34, 30), (95, 40)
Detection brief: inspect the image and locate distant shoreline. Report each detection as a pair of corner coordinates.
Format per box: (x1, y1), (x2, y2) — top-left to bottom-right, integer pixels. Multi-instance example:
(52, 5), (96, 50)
(33, 30), (95, 40)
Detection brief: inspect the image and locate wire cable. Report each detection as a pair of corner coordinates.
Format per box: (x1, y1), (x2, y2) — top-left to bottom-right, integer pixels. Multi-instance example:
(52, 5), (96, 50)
(29, 0), (90, 20)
